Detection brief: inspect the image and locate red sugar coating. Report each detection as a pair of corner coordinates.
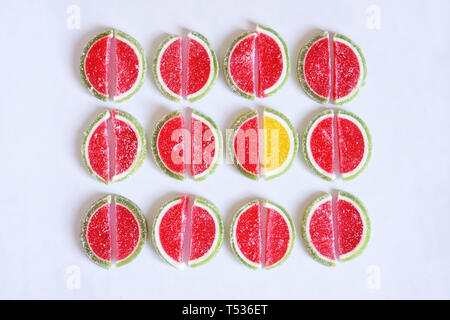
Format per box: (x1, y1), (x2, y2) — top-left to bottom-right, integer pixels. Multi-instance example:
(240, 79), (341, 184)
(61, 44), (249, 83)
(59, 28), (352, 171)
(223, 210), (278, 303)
(336, 199), (364, 256)
(256, 32), (283, 97)
(310, 116), (334, 174)
(87, 119), (110, 182)
(112, 112), (139, 177)
(115, 38), (140, 96)
(87, 204), (112, 261)
(229, 33), (256, 96)
(304, 37), (330, 98)
(187, 37), (211, 96)
(189, 204), (216, 262)
(157, 115), (186, 175)
(265, 207), (290, 267)
(84, 35), (110, 96)
(115, 203), (140, 262)
(337, 117), (365, 174)
(333, 40), (361, 101)
(235, 203), (261, 265)
(191, 117), (216, 177)
(159, 196), (188, 263)
(233, 116), (259, 175)
(159, 38), (182, 96)
(309, 200), (336, 261)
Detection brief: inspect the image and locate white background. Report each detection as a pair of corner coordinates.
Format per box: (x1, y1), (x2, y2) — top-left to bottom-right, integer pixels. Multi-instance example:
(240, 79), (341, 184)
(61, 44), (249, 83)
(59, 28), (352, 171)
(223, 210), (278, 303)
(0, 0), (449, 300)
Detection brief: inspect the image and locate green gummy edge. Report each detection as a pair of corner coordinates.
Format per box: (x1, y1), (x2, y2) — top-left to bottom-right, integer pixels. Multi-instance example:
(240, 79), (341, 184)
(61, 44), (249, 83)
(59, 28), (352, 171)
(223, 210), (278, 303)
(256, 25), (290, 98)
(80, 195), (113, 269)
(111, 109), (148, 183)
(263, 107), (299, 181)
(152, 34), (183, 101)
(262, 199), (295, 269)
(115, 195), (148, 267)
(337, 191), (371, 262)
(223, 31), (257, 100)
(333, 33), (367, 105)
(301, 193), (336, 267)
(229, 200), (261, 269)
(152, 195), (187, 268)
(337, 109), (372, 181)
(191, 109), (223, 181)
(297, 31), (330, 104)
(151, 110), (186, 180)
(226, 110), (259, 180)
(301, 109), (335, 182)
(81, 110), (110, 184)
(79, 30), (113, 101)
(113, 29), (147, 103)
(189, 197), (224, 267)
(187, 31), (218, 102)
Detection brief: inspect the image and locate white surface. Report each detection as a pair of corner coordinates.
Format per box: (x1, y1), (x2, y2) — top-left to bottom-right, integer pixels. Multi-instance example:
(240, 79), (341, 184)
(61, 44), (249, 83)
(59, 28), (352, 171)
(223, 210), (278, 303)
(0, 0), (449, 300)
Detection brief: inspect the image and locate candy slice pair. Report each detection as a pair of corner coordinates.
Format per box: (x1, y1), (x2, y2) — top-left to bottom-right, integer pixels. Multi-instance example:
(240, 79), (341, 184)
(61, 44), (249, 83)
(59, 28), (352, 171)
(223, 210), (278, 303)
(152, 109), (222, 180)
(228, 108), (298, 180)
(303, 109), (371, 181)
(230, 199), (295, 269)
(302, 191), (370, 266)
(80, 29), (146, 102)
(153, 31), (218, 102)
(80, 194), (148, 269)
(298, 32), (367, 104)
(153, 195), (223, 268)
(224, 25), (289, 99)
(82, 109), (147, 184)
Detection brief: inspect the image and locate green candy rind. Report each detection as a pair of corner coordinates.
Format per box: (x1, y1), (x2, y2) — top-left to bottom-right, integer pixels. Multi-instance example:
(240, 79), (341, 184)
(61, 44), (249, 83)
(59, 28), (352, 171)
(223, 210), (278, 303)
(302, 109), (335, 182)
(81, 110), (110, 184)
(262, 199), (295, 269)
(189, 197), (224, 268)
(152, 34), (183, 102)
(79, 30), (113, 101)
(115, 195), (148, 267)
(256, 25), (290, 98)
(301, 193), (336, 267)
(152, 195), (186, 268)
(151, 110), (186, 180)
(80, 195), (112, 269)
(337, 109), (372, 181)
(111, 109), (148, 183)
(187, 31), (218, 102)
(191, 109), (222, 181)
(333, 34), (367, 105)
(223, 32), (257, 100)
(230, 200), (261, 269)
(337, 191), (370, 262)
(297, 31), (330, 104)
(113, 29), (147, 103)
(227, 110), (259, 180)
(263, 107), (299, 180)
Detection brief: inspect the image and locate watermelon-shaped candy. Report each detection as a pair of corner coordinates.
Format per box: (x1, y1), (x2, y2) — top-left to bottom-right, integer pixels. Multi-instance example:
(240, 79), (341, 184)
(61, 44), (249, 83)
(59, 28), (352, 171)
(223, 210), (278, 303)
(302, 109), (371, 181)
(82, 109), (147, 184)
(297, 32), (366, 104)
(153, 31), (217, 102)
(297, 31), (331, 104)
(80, 194), (147, 268)
(230, 199), (294, 269)
(191, 109), (222, 180)
(302, 191), (370, 266)
(152, 195), (223, 268)
(228, 110), (259, 179)
(80, 29), (146, 102)
(152, 109), (221, 180)
(228, 108), (298, 180)
(224, 25), (289, 99)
